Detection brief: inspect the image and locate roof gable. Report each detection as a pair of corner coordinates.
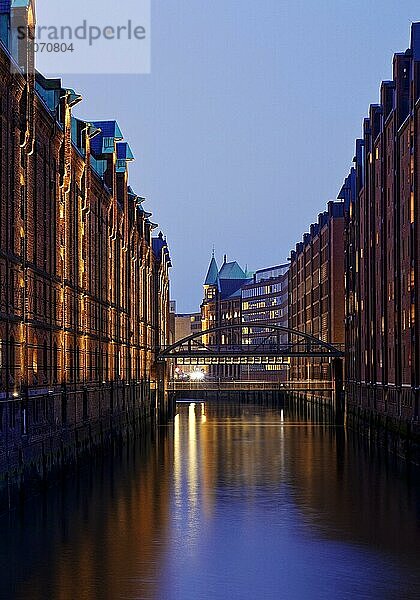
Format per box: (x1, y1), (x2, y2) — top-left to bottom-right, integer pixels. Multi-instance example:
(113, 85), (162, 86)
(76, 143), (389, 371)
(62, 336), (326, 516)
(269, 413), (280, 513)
(218, 261), (246, 280)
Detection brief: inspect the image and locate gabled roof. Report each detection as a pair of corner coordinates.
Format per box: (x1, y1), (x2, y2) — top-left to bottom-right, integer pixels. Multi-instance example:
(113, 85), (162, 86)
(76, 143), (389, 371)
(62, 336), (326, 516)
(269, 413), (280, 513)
(152, 232), (172, 267)
(204, 256), (219, 286)
(152, 233), (166, 256)
(91, 120), (123, 139)
(116, 141), (134, 173)
(90, 120), (123, 156)
(116, 142), (134, 161)
(204, 255), (250, 299)
(218, 261), (246, 280)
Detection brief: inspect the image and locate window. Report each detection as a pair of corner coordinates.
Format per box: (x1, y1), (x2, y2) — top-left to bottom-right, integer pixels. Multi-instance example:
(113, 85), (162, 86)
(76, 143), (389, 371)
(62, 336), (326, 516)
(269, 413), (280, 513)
(9, 336), (16, 382)
(32, 337), (38, 379)
(20, 186), (25, 220)
(43, 341), (48, 379)
(103, 137), (115, 150)
(68, 345), (73, 381)
(53, 343), (58, 382)
(76, 346), (80, 380)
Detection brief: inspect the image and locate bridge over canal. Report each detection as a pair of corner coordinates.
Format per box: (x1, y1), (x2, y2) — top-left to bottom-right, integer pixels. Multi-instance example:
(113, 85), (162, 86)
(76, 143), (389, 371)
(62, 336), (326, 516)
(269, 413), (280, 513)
(156, 324), (345, 417)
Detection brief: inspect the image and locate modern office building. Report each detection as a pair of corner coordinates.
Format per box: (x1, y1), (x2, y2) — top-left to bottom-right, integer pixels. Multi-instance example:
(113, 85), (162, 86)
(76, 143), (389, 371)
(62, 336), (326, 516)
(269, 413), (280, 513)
(241, 264), (289, 380)
(288, 201), (346, 387)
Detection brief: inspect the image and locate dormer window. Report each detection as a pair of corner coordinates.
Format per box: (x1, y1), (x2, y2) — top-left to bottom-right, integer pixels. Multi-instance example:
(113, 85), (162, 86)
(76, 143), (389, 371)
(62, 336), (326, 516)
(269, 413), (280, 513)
(103, 137), (115, 152)
(116, 159), (126, 172)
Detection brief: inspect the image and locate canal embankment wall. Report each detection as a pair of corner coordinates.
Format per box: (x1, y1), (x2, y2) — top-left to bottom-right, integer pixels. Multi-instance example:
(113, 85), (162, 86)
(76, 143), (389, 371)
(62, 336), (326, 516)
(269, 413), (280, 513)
(345, 405), (420, 466)
(287, 390), (420, 465)
(0, 382), (172, 513)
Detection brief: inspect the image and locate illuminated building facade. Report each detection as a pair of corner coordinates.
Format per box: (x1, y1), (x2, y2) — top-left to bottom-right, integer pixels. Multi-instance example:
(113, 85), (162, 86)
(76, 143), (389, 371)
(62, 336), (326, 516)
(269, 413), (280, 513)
(0, 0), (171, 489)
(201, 254), (252, 378)
(241, 264), (289, 381)
(343, 23), (420, 431)
(172, 312), (202, 378)
(288, 202), (346, 387)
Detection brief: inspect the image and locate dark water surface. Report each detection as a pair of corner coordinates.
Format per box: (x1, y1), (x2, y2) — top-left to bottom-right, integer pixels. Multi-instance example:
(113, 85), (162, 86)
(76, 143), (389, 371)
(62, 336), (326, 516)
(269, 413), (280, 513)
(0, 401), (419, 600)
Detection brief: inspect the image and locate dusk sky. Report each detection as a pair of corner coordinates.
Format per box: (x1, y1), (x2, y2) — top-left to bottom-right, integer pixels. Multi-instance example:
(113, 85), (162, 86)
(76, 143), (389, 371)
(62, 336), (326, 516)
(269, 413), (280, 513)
(67, 0), (419, 312)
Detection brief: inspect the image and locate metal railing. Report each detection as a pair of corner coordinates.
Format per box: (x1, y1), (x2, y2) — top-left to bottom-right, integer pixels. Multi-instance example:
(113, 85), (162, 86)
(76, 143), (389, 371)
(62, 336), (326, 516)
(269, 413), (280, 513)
(168, 380), (335, 392)
(160, 343), (345, 360)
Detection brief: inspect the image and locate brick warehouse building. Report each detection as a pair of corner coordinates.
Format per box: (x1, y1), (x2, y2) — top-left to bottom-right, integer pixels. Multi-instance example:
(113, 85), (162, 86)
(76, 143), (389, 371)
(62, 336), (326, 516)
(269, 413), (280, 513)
(0, 0), (171, 497)
(342, 24), (420, 436)
(288, 201), (345, 389)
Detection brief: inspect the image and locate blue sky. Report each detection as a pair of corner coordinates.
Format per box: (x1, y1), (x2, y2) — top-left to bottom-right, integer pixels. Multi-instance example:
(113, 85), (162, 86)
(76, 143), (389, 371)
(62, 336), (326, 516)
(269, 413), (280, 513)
(68, 0), (419, 312)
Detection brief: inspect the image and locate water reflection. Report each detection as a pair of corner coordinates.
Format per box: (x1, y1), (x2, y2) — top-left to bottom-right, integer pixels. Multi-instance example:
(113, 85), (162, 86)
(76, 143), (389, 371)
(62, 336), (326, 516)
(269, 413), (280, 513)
(0, 401), (419, 600)
(0, 434), (173, 600)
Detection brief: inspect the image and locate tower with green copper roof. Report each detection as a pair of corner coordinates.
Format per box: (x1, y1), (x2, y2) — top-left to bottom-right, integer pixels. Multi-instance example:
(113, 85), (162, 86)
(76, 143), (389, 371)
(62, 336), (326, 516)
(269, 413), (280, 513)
(203, 251), (219, 302)
(204, 252), (219, 286)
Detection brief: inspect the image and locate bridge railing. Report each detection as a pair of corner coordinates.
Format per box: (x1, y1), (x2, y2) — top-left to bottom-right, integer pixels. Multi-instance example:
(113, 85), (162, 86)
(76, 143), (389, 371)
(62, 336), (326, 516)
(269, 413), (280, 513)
(162, 343), (345, 351)
(168, 380), (335, 392)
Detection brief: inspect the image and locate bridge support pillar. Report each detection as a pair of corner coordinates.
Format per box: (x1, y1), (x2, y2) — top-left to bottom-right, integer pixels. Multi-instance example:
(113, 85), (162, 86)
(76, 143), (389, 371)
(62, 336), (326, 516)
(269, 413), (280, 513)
(333, 357), (345, 424)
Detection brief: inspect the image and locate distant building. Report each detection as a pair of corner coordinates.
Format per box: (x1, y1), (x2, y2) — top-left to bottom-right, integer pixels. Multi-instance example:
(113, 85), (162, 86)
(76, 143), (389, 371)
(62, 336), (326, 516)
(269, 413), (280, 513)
(288, 201), (345, 387)
(175, 313), (202, 342)
(201, 254), (252, 378)
(190, 313), (202, 335)
(169, 301), (176, 345)
(241, 264), (289, 380)
(172, 312), (202, 377)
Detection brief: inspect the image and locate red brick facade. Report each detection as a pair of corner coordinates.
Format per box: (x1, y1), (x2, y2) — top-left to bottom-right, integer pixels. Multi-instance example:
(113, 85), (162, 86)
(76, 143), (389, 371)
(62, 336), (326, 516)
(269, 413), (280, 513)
(0, 10), (171, 459)
(343, 25), (420, 430)
(288, 202), (345, 387)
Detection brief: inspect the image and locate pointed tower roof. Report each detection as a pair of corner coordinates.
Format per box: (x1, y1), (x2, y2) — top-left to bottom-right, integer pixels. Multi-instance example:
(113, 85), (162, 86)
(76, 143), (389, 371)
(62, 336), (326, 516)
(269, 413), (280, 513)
(204, 254), (219, 286)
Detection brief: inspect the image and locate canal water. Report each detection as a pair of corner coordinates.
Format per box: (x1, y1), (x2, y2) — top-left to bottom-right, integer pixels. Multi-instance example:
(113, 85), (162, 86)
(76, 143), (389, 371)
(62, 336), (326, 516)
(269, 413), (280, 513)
(0, 400), (419, 600)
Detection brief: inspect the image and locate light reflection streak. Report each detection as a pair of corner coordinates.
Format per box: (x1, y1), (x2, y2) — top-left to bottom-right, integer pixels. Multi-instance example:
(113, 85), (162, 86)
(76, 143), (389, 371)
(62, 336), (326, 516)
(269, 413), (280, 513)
(186, 403), (199, 548)
(173, 413), (180, 502)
